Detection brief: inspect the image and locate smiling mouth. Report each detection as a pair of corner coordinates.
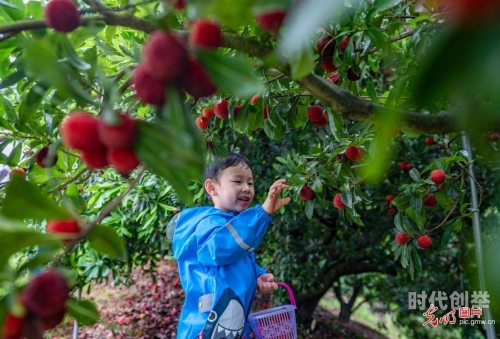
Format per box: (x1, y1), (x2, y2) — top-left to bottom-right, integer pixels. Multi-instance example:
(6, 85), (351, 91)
(238, 197), (250, 202)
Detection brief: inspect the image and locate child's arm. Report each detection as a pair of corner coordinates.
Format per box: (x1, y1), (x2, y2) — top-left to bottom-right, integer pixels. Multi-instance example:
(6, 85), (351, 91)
(257, 273), (278, 294)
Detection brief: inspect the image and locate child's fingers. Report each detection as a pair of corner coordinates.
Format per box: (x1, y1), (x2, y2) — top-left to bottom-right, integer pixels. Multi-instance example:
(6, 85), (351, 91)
(281, 197), (292, 206)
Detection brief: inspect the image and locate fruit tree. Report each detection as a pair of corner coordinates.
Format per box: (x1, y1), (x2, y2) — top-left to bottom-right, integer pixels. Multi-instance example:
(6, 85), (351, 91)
(0, 0), (499, 338)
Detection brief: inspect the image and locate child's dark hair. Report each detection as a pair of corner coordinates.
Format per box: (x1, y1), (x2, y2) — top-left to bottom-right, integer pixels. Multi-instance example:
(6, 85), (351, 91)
(205, 152), (252, 183)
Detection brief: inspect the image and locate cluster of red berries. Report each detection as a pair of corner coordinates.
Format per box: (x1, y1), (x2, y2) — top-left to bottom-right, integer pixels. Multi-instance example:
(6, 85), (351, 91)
(306, 105), (328, 127)
(2, 271), (70, 339)
(344, 146), (364, 162)
(299, 185), (315, 200)
(316, 34), (359, 82)
(44, 0), (80, 33)
(398, 161), (413, 171)
(395, 233), (432, 249)
(386, 194), (397, 215)
(59, 112), (140, 175)
(196, 99), (245, 130)
(133, 20), (222, 106)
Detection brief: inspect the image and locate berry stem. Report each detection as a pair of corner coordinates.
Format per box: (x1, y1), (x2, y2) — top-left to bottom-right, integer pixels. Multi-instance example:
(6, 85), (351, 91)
(49, 167), (89, 194)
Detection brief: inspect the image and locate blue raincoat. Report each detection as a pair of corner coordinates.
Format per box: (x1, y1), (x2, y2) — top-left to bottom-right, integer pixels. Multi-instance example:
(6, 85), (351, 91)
(170, 205), (271, 339)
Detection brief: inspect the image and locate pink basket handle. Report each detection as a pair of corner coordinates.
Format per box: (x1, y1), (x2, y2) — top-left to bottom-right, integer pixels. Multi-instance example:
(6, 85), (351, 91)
(276, 282), (296, 306)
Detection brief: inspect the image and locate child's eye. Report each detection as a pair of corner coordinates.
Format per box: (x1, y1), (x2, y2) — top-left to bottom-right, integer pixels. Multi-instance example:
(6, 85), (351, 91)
(233, 181), (241, 184)
(248, 183), (253, 186)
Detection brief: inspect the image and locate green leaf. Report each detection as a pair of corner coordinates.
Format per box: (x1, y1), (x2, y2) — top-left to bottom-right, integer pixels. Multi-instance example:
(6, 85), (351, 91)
(196, 50), (265, 99)
(6, 142), (22, 167)
(67, 298), (99, 326)
(369, 0), (404, 18)
(441, 222), (455, 247)
(248, 110), (264, 131)
(0, 175), (73, 221)
(409, 168), (421, 182)
(411, 245), (423, 273)
(289, 48), (314, 80)
(273, 123), (286, 140)
(18, 86), (46, 125)
(304, 199), (313, 219)
(87, 225), (127, 260)
(0, 0), (20, 10)
(0, 70), (25, 90)
(214, 0), (257, 31)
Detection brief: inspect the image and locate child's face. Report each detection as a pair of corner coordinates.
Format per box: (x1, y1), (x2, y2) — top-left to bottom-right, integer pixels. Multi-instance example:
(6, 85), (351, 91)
(209, 164), (255, 213)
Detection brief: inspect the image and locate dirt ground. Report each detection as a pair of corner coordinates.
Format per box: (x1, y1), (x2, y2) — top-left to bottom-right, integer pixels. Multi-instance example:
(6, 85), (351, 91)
(50, 260), (388, 339)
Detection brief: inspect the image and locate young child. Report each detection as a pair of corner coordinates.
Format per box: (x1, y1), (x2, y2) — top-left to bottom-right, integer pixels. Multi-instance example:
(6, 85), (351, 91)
(169, 153), (291, 339)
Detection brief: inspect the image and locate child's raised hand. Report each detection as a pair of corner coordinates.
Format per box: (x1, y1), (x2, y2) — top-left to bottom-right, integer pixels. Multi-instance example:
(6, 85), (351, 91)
(257, 273), (278, 294)
(262, 179), (291, 215)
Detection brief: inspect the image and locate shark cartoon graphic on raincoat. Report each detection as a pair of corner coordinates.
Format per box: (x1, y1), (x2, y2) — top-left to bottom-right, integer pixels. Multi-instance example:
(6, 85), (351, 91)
(169, 204), (271, 339)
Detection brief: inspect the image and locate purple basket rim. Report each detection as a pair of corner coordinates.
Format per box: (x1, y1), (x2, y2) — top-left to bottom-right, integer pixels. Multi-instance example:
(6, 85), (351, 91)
(248, 305), (297, 320)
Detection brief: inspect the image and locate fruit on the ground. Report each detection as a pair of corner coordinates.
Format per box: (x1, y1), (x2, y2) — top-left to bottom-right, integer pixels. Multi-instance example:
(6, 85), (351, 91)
(430, 169), (446, 184)
(251, 94), (260, 105)
(233, 105), (242, 117)
(132, 64), (166, 106)
(299, 185), (315, 200)
(202, 107), (215, 119)
(423, 194), (438, 207)
(313, 113), (328, 127)
(417, 235), (432, 248)
(214, 100), (229, 119)
(385, 194), (394, 202)
(179, 56), (217, 99)
(143, 31), (187, 81)
(21, 271), (69, 318)
(2, 312), (25, 339)
(189, 20), (222, 49)
(98, 114), (137, 149)
(35, 147), (58, 168)
(316, 34), (335, 57)
(388, 208), (397, 215)
(59, 112), (105, 151)
(107, 148), (140, 175)
(405, 163), (413, 171)
(307, 105), (324, 122)
(81, 148), (109, 169)
(47, 220), (80, 243)
(44, 0), (80, 33)
(395, 233), (409, 245)
(490, 133), (499, 141)
(398, 161), (407, 170)
(9, 169), (26, 179)
(321, 59), (337, 72)
(347, 68), (360, 81)
(333, 194), (346, 210)
(339, 36), (351, 51)
(196, 117), (209, 130)
(326, 72), (341, 85)
(255, 10), (286, 33)
(345, 146), (364, 162)
(425, 137), (436, 145)
(263, 106), (270, 119)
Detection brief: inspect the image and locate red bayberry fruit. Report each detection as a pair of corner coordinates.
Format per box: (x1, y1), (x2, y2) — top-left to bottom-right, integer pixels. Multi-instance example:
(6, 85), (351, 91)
(345, 146), (364, 162)
(206, 140), (214, 151)
(35, 147), (58, 168)
(386, 194), (394, 202)
(417, 235), (432, 248)
(173, 209), (179, 215)
(333, 194), (346, 210)
(2, 312), (25, 339)
(108, 148), (140, 175)
(398, 161), (407, 170)
(430, 169), (446, 184)
(425, 137), (436, 145)
(202, 107), (215, 119)
(143, 31), (188, 81)
(59, 112), (105, 151)
(326, 72), (341, 85)
(395, 233), (409, 245)
(307, 105), (324, 123)
(132, 63), (166, 106)
(214, 100), (229, 119)
(316, 35), (335, 57)
(21, 271), (69, 318)
(339, 36), (350, 51)
(263, 106), (270, 119)
(189, 20), (222, 49)
(47, 220), (80, 240)
(173, 0), (185, 10)
(423, 194), (438, 207)
(490, 133), (500, 141)
(336, 154), (343, 161)
(39, 308), (66, 330)
(388, 208), (397, 215)
(251, 94), (260, 105)
(44, 0), (80, 33)
(347, 68), (360, 81)
(321, 58), (338, 72)
(9, 169), (26, 179)
(98, 113), (137, 149)
(299, 185), (315, 200)
(81, 148), (109, 169)
(405, 163), (413, 171)
(255, 10), (287, 33)
(180, 56), (217, 99)
(233, 105), (242, 117)
(313, 113), (328, 127)
(196, 117), (209, 130)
